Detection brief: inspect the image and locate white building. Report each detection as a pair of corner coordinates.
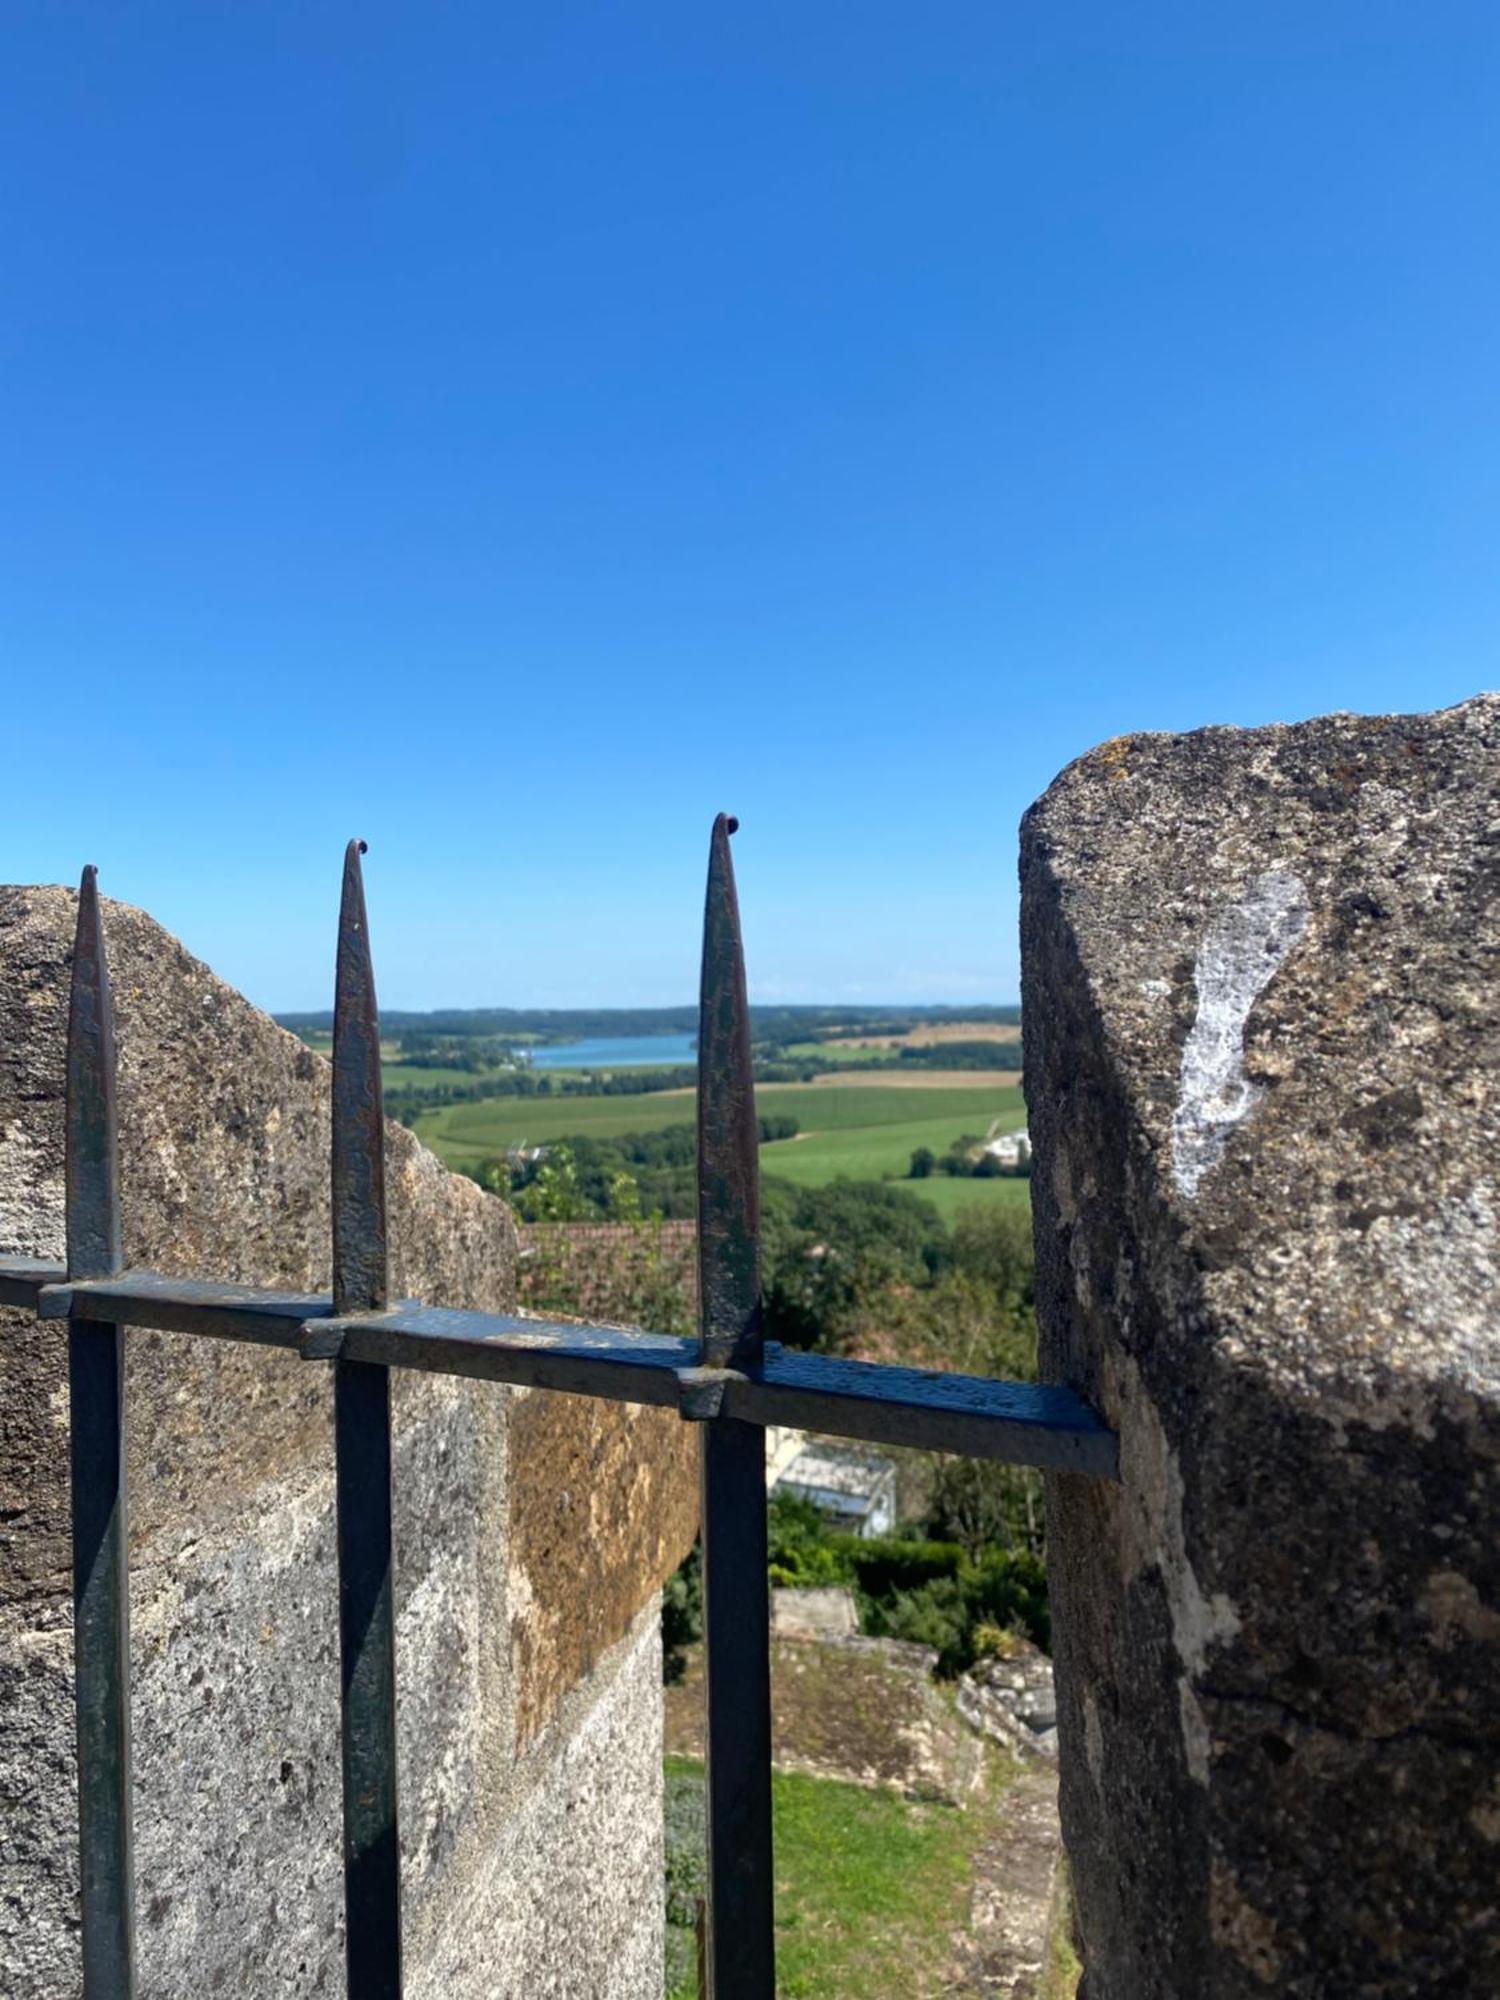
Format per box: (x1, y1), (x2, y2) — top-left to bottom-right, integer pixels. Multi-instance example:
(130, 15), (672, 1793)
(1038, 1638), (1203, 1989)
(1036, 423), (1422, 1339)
(983, 1127), (1031, 1169)
(765, 1427), (898, 1538)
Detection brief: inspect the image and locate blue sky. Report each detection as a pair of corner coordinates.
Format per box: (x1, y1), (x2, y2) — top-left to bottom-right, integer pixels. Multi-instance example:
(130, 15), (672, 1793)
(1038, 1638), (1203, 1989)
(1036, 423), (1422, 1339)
(2, 3), (1493, 1010)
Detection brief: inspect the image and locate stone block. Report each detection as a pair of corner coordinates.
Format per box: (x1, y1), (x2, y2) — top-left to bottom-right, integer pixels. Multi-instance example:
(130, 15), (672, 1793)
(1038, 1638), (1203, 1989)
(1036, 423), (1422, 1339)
(1021, 697), (1500, 1996)
(0, 885), (697, 1997)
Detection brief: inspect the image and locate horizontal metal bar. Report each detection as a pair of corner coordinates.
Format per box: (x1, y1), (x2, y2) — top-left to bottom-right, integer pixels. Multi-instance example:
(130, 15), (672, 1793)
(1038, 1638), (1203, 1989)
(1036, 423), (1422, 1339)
(0, 1259), (65, 1309)
(38, 1272), (334, 1346)
(10, 1264), (1119, 1477)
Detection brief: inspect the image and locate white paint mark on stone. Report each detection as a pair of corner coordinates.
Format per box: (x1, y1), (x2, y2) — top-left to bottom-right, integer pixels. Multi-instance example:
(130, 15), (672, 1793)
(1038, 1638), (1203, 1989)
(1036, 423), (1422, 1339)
(1172, 871), (1309, 1199)
(1113, 1354), (1241, 1788)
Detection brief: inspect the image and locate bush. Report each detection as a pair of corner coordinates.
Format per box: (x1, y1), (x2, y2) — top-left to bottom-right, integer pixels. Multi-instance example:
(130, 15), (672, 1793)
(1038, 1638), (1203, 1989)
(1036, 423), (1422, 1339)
(863, 1546), (1049, 1675)
(838, 1535), (963, 1602)
(768, 1492), (852, 1586)
(662, 1541), (702, 1684)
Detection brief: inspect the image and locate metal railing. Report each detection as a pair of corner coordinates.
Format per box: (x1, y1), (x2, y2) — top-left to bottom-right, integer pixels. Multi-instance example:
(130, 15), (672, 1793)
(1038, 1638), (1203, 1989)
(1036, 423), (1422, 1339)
(0, 817), (1118, 2000)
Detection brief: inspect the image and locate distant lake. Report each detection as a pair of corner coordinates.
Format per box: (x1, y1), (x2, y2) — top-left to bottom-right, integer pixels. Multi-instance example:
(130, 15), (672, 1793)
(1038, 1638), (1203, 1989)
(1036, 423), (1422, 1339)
(526, 1033), (698, 1072)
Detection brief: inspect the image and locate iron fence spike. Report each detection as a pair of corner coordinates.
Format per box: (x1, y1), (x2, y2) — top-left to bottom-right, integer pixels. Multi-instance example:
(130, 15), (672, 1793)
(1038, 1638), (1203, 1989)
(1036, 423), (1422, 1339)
(66, 867), (137, 1993)
(67, 866), (122, 1282)
(695, 814), (776, 1997)
(330, 839), (403, 1995)
(696, 813), (761, 1370)
(333, 838), (388, 1316)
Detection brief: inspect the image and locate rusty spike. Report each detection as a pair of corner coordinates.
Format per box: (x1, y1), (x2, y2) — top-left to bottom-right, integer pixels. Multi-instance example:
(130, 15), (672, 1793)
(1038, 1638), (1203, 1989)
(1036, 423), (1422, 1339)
(332, 839), (388, 1316)
(329, 840), (402, 1993)
(696, 813), (761, 1370)
(66, 867), (137, 1996)
(695, 815), (776, 1995)
(67, 866), (122, 1282)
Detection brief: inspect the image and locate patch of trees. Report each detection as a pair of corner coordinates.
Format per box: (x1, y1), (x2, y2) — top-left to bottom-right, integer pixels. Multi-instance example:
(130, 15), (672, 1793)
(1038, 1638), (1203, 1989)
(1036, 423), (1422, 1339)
(394, 1031), (520, 1071)
(760, 1183), (1038, 1378)
(896, 1039), (1022, 1070)
(471, 1115), (800, 1222)
(386, 1063), (700, 1125)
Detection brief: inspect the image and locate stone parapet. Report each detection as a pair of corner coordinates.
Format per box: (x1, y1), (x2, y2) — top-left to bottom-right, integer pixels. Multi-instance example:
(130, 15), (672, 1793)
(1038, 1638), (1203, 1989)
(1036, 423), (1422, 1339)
(1021, 697), (1500, 1997)
(0, 885), (698, 1997)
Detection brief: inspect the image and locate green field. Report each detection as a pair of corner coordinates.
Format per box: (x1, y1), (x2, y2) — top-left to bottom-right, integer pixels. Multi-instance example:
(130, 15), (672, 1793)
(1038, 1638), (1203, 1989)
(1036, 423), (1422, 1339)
(413, 1077), (1030, 1213)
(889, 1171), (1032, 1220)
(665, 1757), (979, 2000)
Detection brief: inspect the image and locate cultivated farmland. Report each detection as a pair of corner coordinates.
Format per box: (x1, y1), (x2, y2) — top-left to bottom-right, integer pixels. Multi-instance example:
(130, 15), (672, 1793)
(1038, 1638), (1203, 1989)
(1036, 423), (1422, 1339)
(413, 1077), (1030, 1211)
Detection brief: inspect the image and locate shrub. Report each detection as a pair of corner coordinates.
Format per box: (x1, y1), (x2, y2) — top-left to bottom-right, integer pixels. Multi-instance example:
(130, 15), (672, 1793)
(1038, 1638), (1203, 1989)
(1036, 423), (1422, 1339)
(662, 1541), (702, 1684)
(861, 1546), (1049, 1675)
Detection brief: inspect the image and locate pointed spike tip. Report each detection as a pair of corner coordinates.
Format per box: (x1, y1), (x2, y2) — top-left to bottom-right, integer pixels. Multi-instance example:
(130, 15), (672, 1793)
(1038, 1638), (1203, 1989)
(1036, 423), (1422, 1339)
(712, 812), (739, 839)
(79, 864), (98, 895)
(345, 837), (368, 862)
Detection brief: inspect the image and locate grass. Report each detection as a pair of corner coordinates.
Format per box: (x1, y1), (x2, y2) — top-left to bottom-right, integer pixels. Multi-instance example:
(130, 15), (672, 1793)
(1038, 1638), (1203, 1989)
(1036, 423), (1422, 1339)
(1038, 1866), (1083, 2000)
(777, 1039), (901, 1066)
(664, 1757), (982, 2000)
(415, 1078), (1028, 1187)
(414, 1089), (698, 1162)
(755, 1082), (1026, 1189)
(414, 1077), (1032, 1214)
(892, 1173), (1032, 1220)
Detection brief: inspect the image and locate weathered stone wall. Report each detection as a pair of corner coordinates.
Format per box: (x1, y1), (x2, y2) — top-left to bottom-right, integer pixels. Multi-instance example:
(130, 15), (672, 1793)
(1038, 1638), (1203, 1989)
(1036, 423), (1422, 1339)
(1022, 697), (1500, 1998)
(0, 886), (699, 1997)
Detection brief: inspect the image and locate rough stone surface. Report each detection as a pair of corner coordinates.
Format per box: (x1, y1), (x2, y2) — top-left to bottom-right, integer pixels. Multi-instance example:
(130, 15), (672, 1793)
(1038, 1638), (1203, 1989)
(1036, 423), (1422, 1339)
(666, 1631), (984, 1804)
(956, 1768), (1065, 1998)
(0, 885), (696, 1997)
(956, 1640), (1059, 1762)
(770, 1585), (860, 1640)
(1021, 697), (1500, 1997)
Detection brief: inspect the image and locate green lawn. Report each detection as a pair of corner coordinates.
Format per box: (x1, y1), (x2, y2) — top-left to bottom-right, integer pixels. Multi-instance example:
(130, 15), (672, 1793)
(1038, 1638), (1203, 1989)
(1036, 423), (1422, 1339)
(755, 1082), (1026, 1189)
(777, 1039), (900, 1066)
(664, 1757), (980, 2000)
(414, 1088), (699, 1162)
(414, 1078), (1028, 1193)
(892, 1172), (1032, 1220)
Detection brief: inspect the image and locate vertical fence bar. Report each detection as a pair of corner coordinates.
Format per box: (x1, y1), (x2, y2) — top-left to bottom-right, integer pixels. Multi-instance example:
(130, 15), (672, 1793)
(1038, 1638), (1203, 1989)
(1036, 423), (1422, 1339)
(696, 813), (775, 2000)
(66, 865), (136, 1998)
(331, 840), (402, 1998)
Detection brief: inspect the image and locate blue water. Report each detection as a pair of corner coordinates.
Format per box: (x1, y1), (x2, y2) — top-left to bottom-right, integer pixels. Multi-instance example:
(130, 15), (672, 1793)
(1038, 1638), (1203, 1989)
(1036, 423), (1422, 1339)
(526, 1033), (698, 1071)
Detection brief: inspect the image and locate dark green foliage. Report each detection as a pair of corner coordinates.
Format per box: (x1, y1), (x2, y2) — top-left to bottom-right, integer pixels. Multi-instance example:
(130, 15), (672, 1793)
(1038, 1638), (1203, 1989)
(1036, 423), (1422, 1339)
(760, 1178), (946, 1350)
(896, 1039), (1023, 1070)
(394, 1030), (519, 1070)
(861, 1547), (1050, 1674)
(949, 1204), (1035, 1318)
(908, 1145), (936, 1178)
(662, 1540), (702, 1684)
(766, 1492), (855, 1586)
(926, 1455), (1045, 1560)
(477, 1115), (799, 1222)
(683, 1487), (1048, 1679)
(662, 1760), (707, 1998)
(842, 1537), (964, 1603)
(386, 1062), (700, 1122)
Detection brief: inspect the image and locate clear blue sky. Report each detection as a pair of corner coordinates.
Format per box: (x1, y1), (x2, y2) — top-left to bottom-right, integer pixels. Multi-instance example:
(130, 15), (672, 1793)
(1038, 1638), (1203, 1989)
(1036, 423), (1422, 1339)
(2, 4), (1493, 1011)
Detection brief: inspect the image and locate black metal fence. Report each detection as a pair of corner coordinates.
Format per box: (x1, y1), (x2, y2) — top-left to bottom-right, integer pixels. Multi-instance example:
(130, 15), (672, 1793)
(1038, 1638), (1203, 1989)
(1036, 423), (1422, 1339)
(0, 818), (1117, 2000)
